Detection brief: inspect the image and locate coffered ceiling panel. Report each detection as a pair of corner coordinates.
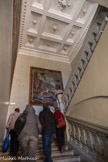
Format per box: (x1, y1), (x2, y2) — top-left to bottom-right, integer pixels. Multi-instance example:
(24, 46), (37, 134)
(38, 38), (60, 53)
(41, 16), (69, 40)
(18, 0), (98, 63)
(28, 12), (42, 35)
(66, 25), (81, 43)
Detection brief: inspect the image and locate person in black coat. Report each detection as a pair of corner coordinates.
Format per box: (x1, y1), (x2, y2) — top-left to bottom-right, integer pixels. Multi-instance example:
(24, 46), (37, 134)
(39, 103), (57, 162)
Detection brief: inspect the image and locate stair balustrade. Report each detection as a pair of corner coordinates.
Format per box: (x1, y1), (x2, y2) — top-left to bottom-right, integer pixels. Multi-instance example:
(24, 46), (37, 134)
(62, 7), (108, 113)
(60, 6), (108, 162)
(66, 116), (108, 162)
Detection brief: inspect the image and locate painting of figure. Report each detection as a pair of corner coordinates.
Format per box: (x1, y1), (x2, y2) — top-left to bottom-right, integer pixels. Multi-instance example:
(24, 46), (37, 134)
(29, 67), (63, 105)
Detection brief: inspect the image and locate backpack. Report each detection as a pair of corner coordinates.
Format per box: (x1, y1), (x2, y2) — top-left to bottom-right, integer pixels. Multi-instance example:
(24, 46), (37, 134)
(14, 112), (27, 135)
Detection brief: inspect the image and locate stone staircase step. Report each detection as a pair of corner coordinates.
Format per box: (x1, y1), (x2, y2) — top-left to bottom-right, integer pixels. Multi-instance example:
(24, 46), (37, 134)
(0, 144), (58, 154)
(36, 155), (80, 162)
(36, 145), (58, 153)
(0, 138), (82, 162)
(0, 150), (74, 159)
(36, 149), (74, 160)
(0, 148), (74, 157)
(53, 155), (80, 162)
(0, 155), (80, 162)
(0, 139), (59, 154)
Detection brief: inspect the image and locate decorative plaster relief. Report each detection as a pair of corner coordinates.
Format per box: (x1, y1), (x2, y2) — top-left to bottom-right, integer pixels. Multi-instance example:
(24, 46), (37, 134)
(32, 20), (37, 24)
(50, 23), (59, 33)
(29, 38), (34, 43)
(66, 26), (81, 43)
(49, 0), (79, 20)
(70, 26), (80, 37)
(71, 31), (75, 36)
(57, 0), (71, 10)
(61, 45), (71, 54)
(25, 35), (36, 48)
(78, 1), (90, 19)
(19, 0), (28, 47)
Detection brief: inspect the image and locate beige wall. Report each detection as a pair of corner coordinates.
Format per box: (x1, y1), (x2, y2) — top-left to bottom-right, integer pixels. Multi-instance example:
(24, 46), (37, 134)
(7, 54), (72, 117)
(0, 0), (13, 140)
(67, 23), (108, 127)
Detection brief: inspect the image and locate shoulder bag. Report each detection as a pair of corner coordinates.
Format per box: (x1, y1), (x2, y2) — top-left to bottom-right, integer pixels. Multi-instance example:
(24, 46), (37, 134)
(57, 115), (66, 128)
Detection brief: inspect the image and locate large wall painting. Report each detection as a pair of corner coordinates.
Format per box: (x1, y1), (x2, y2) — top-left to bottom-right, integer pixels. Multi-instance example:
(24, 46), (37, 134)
(29, 67), (63, 105)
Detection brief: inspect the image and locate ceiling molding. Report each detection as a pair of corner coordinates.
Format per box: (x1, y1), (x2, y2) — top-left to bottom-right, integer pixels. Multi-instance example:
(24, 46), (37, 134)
(18, 48), (71, 63)
(18, 0), (98, 63)
(87, 0), (108, 8)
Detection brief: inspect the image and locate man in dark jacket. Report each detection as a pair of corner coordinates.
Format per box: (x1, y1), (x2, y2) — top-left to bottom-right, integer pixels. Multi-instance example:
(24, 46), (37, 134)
(39, 103), (57, 162)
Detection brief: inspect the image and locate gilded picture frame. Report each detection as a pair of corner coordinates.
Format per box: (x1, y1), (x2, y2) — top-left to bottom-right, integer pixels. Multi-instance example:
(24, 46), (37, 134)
(29, 67), (63, 105)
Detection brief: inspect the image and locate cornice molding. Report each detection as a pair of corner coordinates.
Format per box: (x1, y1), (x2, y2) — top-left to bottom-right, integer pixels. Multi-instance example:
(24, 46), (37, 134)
(18, 48), (71, 63)
(87, 0), (108, 8)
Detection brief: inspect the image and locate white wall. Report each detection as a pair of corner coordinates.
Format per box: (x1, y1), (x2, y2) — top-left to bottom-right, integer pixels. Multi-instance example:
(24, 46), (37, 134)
(67, 23), (108, 127)
(7, 54), (72, 117)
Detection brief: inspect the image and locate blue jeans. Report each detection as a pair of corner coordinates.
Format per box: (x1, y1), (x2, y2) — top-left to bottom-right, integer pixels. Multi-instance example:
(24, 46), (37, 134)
(42, 133), (54, 162)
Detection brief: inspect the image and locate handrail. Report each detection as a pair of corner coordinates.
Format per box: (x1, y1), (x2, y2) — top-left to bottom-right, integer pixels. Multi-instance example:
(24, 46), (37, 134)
(66, 116), (108, 135)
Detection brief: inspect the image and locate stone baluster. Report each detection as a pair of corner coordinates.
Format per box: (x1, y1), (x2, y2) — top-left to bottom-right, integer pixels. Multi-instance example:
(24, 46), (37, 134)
(77, 126), (81, 142)
(73, 124), (77, 141)
(82, 128), (89, 153)
(69, 123), (74, 141)
(89, 131), (95, 150)
(96, 134), (104, 155)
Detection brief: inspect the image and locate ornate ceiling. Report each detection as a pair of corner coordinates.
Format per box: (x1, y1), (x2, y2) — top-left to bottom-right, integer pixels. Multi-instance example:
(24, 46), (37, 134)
(18, 0), (98, 63)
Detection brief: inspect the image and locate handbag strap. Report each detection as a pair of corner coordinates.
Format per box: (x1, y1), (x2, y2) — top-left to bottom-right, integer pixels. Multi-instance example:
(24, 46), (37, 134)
(6, 129), (9, 138)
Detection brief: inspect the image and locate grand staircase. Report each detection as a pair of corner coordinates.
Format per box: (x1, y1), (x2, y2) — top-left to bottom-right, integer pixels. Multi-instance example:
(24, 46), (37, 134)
(0, 138), (86, 162)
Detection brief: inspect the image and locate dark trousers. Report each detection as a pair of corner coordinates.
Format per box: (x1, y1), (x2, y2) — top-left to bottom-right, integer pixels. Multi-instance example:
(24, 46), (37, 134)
(56, 126), (66, 150)
(42, 133), (54, 162)
(10, 129), (19, 156)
